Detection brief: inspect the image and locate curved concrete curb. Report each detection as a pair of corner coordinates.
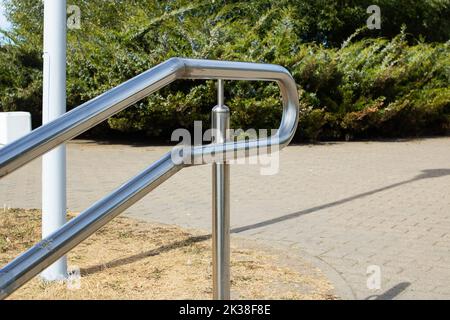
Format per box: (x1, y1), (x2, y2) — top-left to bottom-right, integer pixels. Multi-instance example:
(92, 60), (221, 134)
(295, 249), (356, 300)
(231, 236), (352, 299)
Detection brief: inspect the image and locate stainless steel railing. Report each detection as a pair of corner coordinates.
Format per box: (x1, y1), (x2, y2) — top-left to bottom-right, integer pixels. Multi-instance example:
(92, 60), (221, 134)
(0, 58), (299, 299)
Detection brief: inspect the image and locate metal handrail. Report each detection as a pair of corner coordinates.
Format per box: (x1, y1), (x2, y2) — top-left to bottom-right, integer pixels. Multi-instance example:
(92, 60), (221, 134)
(0, 58), (298, 177)
(0, 58), (299, 299)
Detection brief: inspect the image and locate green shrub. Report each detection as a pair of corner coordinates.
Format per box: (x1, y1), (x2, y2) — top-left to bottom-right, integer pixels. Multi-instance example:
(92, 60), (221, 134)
(0, 0), (449, 141)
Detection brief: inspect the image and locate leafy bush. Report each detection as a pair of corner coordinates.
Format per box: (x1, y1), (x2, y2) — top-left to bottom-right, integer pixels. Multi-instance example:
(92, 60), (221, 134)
(0, 0), (449, 141)
(0, 45), (43, 128)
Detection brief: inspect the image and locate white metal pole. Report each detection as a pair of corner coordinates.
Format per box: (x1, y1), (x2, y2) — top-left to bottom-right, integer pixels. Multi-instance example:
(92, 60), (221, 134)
(41, 0), (67, 281)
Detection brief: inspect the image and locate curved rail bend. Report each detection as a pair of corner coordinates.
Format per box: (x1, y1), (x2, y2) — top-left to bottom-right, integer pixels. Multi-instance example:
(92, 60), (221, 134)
(0, 58), (299, 177)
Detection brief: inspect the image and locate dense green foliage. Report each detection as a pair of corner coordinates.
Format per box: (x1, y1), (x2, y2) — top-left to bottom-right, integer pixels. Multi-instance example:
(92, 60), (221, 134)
(0, 0), (449, 141)
(296, 36), (450, 140)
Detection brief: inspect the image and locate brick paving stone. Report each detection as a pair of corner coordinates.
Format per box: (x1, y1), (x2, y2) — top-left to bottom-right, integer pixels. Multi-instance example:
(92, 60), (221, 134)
(1, 138), (450, 299)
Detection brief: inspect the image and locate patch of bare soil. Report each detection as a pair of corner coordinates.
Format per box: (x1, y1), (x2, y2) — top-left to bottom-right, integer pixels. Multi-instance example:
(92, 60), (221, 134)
(0, 209), (336, 300)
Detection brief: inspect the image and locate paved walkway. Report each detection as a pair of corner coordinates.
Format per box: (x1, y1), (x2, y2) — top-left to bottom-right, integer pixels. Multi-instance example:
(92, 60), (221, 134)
(1, 138), (450, 299)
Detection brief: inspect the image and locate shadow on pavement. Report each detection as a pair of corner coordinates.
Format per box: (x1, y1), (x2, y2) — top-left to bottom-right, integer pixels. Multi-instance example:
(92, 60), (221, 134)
(81, 170), (450, 278)
(232, 169), (450, 234)
(365, 282), (411, 300)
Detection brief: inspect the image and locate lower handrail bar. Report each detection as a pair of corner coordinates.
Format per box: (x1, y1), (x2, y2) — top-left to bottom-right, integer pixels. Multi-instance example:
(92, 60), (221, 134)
(0, 153), (182, 299)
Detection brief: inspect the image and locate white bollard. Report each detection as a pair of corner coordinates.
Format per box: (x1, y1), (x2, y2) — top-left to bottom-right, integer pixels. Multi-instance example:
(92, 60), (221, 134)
(0, 112), (32, 147)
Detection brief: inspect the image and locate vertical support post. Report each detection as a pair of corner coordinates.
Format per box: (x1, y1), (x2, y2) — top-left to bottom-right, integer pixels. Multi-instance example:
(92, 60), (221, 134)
(212, 79), (230, 300)
(41, 0), (67, 281)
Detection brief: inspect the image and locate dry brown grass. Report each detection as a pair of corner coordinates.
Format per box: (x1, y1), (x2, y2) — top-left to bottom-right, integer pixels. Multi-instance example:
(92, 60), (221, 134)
(0, 209), (336, 300)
